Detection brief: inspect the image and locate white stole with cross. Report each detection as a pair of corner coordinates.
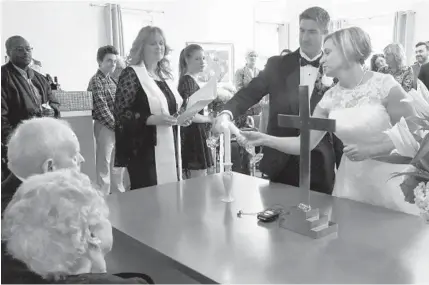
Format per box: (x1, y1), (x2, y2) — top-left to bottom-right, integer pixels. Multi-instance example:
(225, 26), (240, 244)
(131, 65), (183, 185)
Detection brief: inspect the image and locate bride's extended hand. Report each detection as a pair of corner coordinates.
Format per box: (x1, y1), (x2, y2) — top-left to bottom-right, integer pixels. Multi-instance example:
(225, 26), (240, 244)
(240, 131), (268, 146)
(344, 144), (371, 161)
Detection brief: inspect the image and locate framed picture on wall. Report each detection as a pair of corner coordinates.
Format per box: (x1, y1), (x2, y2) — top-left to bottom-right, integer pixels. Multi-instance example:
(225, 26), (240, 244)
(186, 42), (234, 85)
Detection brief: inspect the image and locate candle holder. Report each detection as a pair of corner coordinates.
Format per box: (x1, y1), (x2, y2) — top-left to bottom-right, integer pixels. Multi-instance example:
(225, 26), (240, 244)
(221, 162), (234, 202)
(240, 138), (263, 177)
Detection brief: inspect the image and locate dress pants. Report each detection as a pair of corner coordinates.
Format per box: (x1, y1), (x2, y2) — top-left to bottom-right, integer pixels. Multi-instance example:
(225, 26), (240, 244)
(189, 169), (207, 178)
(94, 120), (125, 194)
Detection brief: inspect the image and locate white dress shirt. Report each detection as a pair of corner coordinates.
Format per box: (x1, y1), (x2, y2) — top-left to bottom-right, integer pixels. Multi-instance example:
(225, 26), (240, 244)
(299, 49), (322, 98)
(220, 50), (323, 120)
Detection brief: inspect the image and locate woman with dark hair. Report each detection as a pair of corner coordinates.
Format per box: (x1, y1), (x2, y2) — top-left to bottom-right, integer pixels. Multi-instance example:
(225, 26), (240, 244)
(177, 45), (213, 179)
(114, 26), (186, 189)
(370, 53), (387, 71)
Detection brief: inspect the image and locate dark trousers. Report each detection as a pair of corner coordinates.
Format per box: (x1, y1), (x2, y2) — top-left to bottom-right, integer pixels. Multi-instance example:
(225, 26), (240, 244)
(270, 150), (335, 195)
(126, 159), (157, 190)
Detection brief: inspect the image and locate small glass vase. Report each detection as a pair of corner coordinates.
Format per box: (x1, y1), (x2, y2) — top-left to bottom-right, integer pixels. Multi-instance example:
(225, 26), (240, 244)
(221, 163), (234, 203)
(421, 211), (429, 224)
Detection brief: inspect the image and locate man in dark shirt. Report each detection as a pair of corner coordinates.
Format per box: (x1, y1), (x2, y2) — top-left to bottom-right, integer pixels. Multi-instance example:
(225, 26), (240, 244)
(418, 62), (429, 90)
(1, 36), (60, 180)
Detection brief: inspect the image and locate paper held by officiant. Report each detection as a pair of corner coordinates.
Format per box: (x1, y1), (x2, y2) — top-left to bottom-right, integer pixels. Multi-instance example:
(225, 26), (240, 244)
(176, 77), (217, 125)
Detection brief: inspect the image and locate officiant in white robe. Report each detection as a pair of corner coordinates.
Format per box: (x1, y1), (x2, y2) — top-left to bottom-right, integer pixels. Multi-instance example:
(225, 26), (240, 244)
(114, 26), (183, 190)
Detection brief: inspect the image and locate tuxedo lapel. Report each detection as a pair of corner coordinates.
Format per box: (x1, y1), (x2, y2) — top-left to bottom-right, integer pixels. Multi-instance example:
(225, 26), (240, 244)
(282, 50), (300, 114)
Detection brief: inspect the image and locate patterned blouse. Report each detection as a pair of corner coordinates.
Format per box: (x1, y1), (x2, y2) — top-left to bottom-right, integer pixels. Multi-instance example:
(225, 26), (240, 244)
(113, 67), (178, 167)
(379, 65), (416, 92)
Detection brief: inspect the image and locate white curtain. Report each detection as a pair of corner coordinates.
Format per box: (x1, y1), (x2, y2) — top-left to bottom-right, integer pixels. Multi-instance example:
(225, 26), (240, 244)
(328, 19), (347, 33)
(393, 11), (416, 65)
(278, 23), (290, 52)
(106, 4), (125, 56)
(254, 22), (280, 69)
(122, 11), (153, 57)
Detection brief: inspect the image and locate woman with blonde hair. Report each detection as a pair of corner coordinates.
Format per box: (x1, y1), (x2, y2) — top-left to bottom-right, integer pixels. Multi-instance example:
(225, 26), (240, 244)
(380, 43), (416, 91)
(177, 44), (213, 179)
(242, 27), (420, 215)
(2, 169), (151, 283)
(114, 26), (186, 189)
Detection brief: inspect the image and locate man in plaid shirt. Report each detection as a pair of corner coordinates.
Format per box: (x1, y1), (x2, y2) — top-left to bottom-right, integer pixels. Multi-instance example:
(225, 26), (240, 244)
(88, 45), (125, 194)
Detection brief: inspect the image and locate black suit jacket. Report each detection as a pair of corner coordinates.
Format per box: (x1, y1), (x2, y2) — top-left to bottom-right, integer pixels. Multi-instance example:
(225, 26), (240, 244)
(223, 49), (341, 192)
(1, 62), (61, 177)
(418, 62), (429, 90)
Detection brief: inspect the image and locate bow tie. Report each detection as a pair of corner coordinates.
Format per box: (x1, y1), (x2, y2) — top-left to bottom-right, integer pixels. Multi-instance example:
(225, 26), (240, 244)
(300, 56), (321, 68)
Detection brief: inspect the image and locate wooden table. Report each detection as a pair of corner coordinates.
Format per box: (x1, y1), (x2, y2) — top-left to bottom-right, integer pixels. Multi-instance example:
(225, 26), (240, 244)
(105, 173), (429, 284)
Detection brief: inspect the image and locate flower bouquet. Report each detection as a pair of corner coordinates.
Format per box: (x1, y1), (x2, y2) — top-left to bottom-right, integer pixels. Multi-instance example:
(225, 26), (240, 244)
(207, 84), (236, 117)
(375, 88), (429, 222)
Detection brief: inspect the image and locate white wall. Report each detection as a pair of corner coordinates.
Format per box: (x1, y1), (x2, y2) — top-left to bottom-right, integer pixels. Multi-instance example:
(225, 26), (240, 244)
(126, 0), (256, 81)
(1, 1), (109, 91)
(286, 0), (429, 55)
(2, 0), (266, 90)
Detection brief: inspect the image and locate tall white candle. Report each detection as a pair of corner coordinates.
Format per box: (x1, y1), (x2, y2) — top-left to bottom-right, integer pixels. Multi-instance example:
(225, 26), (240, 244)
(224, 123), (232, 164)
(219, 134), (224, 173)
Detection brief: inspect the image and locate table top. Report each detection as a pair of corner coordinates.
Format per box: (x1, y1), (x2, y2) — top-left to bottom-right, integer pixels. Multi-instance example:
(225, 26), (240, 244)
(106, 173), (429, 284)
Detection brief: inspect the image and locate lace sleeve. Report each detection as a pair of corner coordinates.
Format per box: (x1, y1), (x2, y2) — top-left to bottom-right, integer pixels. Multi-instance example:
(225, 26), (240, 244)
(381, 74), (401, 99)
(317, 88), (334, 111)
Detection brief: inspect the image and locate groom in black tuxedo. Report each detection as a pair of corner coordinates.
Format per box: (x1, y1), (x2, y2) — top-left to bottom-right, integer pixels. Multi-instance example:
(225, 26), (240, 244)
(213, 6), (342, 195)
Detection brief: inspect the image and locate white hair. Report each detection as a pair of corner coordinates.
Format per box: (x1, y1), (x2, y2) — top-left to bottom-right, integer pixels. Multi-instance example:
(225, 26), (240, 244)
(7, 117), (78, 179)
(2, 169), (109, 280)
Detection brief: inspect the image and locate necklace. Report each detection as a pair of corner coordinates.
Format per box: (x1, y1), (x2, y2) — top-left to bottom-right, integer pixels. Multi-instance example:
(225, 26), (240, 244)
(340, 70), (367, 91)
(346, 70), (368, 103)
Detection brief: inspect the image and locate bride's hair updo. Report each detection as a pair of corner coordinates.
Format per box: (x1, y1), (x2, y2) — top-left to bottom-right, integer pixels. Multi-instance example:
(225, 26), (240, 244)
(324, 27), (372, 65)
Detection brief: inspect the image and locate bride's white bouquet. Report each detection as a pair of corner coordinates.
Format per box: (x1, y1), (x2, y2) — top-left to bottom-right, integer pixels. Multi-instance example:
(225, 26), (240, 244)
(376, 86), (429, 222)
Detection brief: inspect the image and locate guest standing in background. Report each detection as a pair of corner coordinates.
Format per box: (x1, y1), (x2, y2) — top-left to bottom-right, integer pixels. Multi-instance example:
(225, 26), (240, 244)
(418, 62), (429, 90)
(111, 55), (126, 83)
(114, 26), (185, 190)
(88, 45), (125, 195)
(234, 50), (262, 126)
(411, 42), (429, 78)
(178, 44), (214, 179)
(1, 36), (60, 181)
(370, 53), (387, 72)
(380, 43), (416, 92)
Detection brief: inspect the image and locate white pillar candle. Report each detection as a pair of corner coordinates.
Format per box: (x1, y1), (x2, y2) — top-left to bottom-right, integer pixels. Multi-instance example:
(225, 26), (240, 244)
(219, 134), (224, 173)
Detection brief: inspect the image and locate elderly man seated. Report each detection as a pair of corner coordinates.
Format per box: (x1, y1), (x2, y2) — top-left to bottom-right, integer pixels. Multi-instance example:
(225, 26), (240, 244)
(1, 117), (84, 213)
(2, 169), (151, 284)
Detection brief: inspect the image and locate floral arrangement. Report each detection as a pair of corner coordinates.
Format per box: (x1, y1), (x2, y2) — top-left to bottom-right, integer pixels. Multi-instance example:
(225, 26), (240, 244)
(208, 84), (236, 117)
(378, 85), (429, 222)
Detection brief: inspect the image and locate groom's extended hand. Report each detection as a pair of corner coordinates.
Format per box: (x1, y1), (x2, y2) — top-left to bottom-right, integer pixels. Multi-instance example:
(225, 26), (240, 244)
(211, 113), (232, 135)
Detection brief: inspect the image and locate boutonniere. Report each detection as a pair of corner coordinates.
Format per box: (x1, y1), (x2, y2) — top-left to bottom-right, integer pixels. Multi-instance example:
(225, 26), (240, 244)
(321, 74), (334, 87)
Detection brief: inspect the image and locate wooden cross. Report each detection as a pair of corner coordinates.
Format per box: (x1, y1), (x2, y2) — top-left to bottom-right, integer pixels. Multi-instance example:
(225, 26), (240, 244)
(278, 86), (336, 208)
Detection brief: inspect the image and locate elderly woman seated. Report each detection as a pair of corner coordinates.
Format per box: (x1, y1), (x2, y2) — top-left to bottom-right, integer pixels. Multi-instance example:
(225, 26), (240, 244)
(2, 117), (85, 213)
(2, 169), (152, 284)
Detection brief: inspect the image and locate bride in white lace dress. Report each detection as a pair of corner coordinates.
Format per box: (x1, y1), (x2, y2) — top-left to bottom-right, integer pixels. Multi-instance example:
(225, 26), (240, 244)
(242, 27), (420, 215)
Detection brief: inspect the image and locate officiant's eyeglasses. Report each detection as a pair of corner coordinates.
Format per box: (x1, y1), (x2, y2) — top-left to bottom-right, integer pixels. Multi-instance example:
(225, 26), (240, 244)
(13, 46), (33, 53)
